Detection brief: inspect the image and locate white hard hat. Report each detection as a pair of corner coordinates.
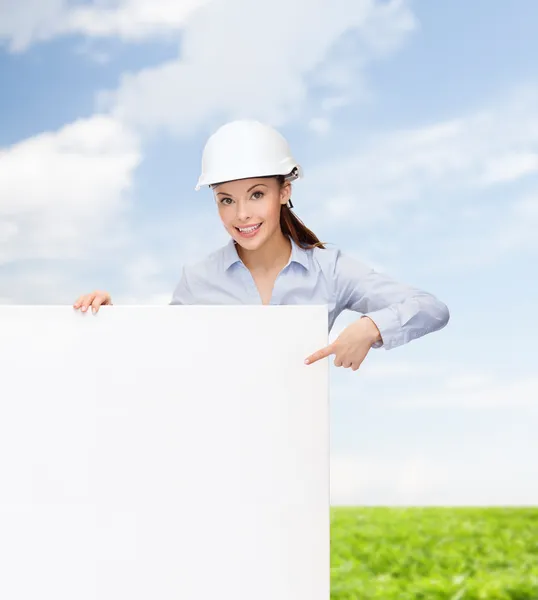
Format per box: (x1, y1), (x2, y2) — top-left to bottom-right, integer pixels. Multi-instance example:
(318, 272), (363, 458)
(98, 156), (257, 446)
(195, 119), (303, 190)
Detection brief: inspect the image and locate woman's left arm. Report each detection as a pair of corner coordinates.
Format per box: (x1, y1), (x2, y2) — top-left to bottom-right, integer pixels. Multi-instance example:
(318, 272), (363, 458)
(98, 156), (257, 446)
(334, 251), (450, 350)
(305, 251), (450, 368)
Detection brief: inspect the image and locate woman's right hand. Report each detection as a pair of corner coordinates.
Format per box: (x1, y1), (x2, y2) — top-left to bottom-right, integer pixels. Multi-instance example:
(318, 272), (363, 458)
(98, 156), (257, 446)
(73, 290), (112, 313)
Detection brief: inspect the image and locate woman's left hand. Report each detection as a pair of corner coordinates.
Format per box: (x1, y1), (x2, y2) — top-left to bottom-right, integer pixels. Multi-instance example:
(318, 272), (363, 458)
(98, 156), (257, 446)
(304, 316), (381, 371)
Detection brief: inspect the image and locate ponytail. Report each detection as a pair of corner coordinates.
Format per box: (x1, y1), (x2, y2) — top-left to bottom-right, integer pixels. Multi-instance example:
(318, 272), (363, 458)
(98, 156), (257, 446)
(277, 175), (326, 250)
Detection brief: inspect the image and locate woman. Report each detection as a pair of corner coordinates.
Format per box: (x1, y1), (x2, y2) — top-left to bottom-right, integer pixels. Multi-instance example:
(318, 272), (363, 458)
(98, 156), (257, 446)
(73, 120), (449, 370)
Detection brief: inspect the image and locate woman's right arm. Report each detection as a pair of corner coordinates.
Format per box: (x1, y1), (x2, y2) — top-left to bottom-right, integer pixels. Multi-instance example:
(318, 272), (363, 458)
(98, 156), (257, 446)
(73, 290), (112, 313)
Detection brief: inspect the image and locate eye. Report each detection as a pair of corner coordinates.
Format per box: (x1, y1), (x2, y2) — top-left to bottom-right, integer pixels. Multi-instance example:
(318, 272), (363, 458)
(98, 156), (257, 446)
(220, 197), (233, 205)
(252, 191), (264, 199)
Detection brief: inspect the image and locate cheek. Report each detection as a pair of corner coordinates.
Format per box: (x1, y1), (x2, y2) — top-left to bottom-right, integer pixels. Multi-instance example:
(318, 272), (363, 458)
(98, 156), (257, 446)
(217, 205), (233, 226)
(262, 198), (282, 223)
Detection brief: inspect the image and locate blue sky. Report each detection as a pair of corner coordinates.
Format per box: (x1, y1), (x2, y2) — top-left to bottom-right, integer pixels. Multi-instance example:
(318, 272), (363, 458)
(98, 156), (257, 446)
(1, 0), (537, 505)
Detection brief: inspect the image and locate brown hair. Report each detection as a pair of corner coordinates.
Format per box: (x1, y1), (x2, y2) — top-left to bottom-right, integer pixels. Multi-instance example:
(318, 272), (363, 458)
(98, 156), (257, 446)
(276, 175), (326, 250)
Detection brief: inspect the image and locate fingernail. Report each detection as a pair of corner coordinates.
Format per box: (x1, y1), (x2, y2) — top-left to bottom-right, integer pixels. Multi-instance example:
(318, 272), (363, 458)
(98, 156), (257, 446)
(304, 359), (310, 365)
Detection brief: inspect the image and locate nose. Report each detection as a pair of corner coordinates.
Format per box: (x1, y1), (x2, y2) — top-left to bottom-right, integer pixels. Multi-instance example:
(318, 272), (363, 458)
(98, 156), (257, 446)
(235, 199), (250, 221)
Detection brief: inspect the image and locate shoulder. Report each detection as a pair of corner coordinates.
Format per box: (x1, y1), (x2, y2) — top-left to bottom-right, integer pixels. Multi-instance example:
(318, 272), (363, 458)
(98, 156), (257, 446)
(309, 244), (377, 304)
(308, 243), (361, 275)
(305, 243), (335, 267)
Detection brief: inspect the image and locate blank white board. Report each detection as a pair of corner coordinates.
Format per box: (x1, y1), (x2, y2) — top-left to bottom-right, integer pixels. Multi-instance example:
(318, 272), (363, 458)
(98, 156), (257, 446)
(0, 305), (329, 600)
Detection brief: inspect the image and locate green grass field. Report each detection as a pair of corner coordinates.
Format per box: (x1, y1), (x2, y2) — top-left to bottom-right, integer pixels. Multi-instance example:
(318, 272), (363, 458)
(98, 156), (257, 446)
(330, 507), (538, 599)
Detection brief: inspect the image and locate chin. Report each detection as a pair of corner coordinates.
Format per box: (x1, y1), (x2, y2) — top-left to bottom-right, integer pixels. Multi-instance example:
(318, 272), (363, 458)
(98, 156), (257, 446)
(233, 235), (266, 250)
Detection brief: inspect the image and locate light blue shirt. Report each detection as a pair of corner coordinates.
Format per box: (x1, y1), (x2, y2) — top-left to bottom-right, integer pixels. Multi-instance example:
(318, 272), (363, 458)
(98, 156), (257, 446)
(170, 236), (449, 350)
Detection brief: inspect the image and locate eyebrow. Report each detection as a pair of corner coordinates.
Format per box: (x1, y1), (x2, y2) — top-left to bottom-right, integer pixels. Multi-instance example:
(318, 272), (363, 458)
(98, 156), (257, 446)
(216, 183), (268, 196)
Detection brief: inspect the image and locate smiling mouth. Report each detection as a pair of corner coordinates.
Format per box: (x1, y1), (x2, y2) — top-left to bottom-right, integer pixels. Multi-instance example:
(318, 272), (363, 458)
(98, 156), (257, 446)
(235, 224), (262, 233)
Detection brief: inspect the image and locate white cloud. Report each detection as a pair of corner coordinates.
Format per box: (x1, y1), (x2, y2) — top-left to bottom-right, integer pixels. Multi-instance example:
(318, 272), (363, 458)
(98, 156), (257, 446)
(363, 360), (449, 379)
(515, 193), (538, 219)
(0, 0), (63, 53)
(330, 452), (538, 505)
(478, 152), (538, 185)
(0, 0), (206, 52)
(0, 266), (80, 305)
(63, 204), (232, 307)
(303, 85), (538, 228)
(308, 118), (332, 135)
(0, 115), (141, 265)
(321, 95), (350, 111)
(331, 454), (446, 505)
(445, 373), (494, 390)
(62, 0), (207, 41)
(439, 189), (538, 269)
(99, 0), (416, 135)
(330, 359), (538, 411)
(392, 374), (538, 409)
(329, 370), (538, 505)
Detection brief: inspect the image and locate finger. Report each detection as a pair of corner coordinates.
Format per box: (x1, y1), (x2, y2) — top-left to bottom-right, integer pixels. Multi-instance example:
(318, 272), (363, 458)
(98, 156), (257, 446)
(80, 295), (94, 312)
(91, 297), (104, 313)
(334, 356), (343, 367)
(352, 363), (361, 371)
(73, 295), (84, 309)
(305, 343), (335, 365)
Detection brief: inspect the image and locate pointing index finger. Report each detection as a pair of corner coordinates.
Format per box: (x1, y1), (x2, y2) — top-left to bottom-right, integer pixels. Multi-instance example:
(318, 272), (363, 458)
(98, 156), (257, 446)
(305, 343), (335, 365)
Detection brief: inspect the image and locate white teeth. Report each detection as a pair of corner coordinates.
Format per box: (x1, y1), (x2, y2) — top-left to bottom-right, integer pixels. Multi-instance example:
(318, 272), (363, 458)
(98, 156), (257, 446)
(238, 224), (261, 233)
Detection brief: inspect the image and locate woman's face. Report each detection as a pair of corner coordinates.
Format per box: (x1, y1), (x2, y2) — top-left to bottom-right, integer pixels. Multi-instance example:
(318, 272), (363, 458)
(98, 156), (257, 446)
(213, 177), (290, 250)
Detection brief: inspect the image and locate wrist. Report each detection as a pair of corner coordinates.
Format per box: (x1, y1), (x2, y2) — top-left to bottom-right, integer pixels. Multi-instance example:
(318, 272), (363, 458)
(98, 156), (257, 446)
(361, 316), (382, 345)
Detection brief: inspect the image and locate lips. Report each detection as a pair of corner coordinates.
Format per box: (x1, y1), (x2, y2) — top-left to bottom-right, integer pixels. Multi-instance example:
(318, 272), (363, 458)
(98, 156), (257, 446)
(235, 224), (261, 233)
(234, 222), (263, 239)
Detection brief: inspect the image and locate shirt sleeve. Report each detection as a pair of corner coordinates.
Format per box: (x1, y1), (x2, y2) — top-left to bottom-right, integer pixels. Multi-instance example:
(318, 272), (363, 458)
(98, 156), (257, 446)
(169, 267), (196, 305)
(333, 250), (450, 350)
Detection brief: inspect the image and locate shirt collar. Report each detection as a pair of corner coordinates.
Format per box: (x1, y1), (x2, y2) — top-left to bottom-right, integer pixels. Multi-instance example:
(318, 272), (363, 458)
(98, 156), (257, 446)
(223, 235), (310, 271)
